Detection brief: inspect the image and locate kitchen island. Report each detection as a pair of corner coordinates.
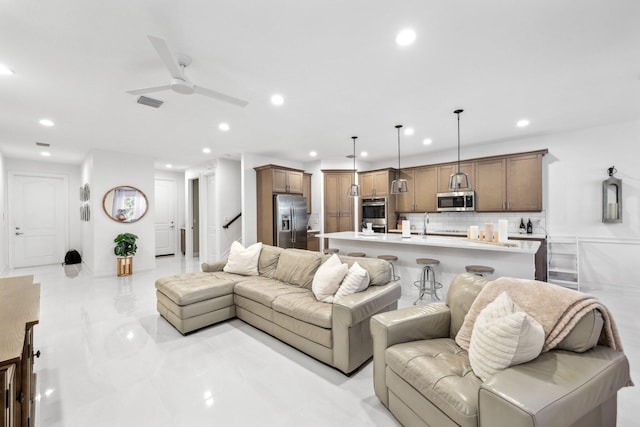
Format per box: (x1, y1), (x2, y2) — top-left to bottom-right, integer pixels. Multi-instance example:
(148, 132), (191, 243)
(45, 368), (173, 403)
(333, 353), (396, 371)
(318, 231), (540, 301)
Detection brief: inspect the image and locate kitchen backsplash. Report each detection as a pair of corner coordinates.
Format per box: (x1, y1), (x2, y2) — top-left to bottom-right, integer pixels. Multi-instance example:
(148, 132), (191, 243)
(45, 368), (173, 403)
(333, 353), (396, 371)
(399, 211), (547, 235)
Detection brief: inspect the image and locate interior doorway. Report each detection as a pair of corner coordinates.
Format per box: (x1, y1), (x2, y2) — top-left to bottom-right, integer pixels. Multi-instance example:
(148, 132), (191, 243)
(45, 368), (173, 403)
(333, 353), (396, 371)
(191, 178), (200, 256)
(154, 178), (177, 256)
(8, 172), (68, 268)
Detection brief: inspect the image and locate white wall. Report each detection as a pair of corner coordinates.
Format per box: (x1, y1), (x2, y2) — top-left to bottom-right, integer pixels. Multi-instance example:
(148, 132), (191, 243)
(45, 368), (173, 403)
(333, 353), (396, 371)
(4, 158), (82, 265)
(83, 150), (155, 276)
(215, 158), (241, 259)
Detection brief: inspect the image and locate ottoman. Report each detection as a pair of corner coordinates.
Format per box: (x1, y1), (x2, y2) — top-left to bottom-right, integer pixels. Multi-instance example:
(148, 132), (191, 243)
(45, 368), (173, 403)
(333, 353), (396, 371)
(155, 272), (236, 334)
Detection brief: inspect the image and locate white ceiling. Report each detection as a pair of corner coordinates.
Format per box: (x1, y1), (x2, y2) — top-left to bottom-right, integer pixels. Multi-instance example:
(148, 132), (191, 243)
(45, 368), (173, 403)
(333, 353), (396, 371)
(1, 0), (639, 170)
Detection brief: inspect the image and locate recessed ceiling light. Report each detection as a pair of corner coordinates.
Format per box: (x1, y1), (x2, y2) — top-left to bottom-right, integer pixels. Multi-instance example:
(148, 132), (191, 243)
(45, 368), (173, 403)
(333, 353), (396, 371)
(423, 138), (433, 145)
(517, 119), (530, 128)
(309, 151), (317, 157)
(395, 29), (416, 46)
(218, 122), (230, 131)
(40, 151), (51, 157)
(39, 118), (54, 127)
(271, 94), (284, 106)
(0, 64), (14, 75)
(404, 127), (414, 136)
(360, 151), (368, 157)
(165, 164), (172, 168)
(202, 147), (211, 154)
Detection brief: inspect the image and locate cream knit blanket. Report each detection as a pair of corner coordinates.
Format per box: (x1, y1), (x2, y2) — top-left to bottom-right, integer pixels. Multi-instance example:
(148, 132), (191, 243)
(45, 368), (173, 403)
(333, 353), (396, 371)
(455, 277), (624, 353)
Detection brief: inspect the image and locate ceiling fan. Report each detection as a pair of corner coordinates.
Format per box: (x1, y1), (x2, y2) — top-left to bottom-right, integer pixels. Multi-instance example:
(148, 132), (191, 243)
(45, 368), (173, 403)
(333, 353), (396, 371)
(126, 35), (248, 107)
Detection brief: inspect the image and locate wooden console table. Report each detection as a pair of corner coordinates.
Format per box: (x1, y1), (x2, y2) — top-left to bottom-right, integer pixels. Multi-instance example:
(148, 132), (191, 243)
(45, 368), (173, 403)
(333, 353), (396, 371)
(0, 276), (40, 427)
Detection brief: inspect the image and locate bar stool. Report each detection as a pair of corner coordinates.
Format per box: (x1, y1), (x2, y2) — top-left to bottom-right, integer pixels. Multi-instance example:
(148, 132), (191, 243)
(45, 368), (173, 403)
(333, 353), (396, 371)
(378, 255), (399, 281)
(347, 252), (366, 257)
(413, 258), (442, 304)
(323, 248), (340, 255)
(465, 265), (495, 277)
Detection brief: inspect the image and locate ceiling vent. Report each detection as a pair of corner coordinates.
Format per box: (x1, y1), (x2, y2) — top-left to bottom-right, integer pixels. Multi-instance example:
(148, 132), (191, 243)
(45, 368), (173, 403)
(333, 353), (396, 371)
(136, 96), (164, 108)
(35, 142), (50, 147)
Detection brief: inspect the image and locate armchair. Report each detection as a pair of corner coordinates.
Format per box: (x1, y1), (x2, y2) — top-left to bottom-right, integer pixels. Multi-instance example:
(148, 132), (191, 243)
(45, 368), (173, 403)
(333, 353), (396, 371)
(371, 273), (631, 427)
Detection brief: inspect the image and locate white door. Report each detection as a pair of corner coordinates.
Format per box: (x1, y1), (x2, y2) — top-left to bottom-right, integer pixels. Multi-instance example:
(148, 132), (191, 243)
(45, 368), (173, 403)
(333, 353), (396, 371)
(9, 173), (67, 268)
(154, 178), (177, 256)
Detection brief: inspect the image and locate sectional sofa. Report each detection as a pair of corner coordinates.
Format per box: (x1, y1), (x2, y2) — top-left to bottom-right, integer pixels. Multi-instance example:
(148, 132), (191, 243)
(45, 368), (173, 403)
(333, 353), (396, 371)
(155, 245), (402, 374)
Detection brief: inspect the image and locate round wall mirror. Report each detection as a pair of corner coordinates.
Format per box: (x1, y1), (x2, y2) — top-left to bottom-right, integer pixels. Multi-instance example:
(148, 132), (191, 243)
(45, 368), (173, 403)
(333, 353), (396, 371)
(102, 186), (148, 223)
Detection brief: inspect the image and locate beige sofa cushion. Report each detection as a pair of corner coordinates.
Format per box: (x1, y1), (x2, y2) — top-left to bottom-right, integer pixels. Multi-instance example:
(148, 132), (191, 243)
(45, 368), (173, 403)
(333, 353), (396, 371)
(272, 292), (332, 329)
(386, 338), (481, 427)
(446, 273), (488, 338)
(557, 309), (604, 352)
(155, 273), (235, 305)
(234, 277), (308, 307)
(273, 249), (323, 289)
(258, 245), (284, 278)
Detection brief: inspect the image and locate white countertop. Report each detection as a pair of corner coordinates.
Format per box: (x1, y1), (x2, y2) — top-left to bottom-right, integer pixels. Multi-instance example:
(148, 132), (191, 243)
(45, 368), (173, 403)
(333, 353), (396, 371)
(317, 231), (540, 254)
(387, 229), (547, 240)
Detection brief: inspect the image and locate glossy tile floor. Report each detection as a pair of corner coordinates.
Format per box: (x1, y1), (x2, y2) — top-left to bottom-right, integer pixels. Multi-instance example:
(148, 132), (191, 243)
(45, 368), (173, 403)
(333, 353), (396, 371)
(4, 256), (638, 427)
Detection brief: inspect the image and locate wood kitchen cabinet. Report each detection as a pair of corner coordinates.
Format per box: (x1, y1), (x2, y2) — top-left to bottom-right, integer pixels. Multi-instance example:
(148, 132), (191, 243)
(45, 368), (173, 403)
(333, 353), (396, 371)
(0, 276), (40, 427)
(359, 168), (394, 198)
(395, 166), (437, 213)
(323, 170), (354, 233)
(303, 173), (312, 214)
(307, 231), (320, 252)
(475, 152), (543, 212)
(262, 165), (303, 194)
(437, 162), (475, 192)
(255, 164), (306, 245)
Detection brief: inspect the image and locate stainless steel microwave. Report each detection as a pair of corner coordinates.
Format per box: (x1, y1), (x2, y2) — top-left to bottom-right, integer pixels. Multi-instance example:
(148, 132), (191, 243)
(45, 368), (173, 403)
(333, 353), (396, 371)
(437, 191), (475, 212)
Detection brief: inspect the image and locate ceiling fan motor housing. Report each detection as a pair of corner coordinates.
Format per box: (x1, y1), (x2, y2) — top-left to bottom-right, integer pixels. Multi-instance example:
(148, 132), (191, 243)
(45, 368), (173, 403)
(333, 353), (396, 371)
(170, 78), (195, 95)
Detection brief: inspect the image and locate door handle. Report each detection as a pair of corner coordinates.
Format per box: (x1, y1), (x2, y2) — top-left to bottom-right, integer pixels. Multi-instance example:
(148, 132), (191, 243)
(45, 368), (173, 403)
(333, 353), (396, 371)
(290, 206), (295, 242)
(15, 232), (23, 235)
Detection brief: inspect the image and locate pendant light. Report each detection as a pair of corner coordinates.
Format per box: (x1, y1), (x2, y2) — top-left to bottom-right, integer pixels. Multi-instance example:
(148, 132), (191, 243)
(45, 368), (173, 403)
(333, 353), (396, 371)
(391, 124), (409, 194)
(347, 136), (360, 197)
(448, 109), (470, 190)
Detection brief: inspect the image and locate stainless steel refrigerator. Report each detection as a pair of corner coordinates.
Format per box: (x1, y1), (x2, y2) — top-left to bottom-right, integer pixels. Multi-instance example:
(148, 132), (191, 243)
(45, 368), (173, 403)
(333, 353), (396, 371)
(274, 194), (307, 249)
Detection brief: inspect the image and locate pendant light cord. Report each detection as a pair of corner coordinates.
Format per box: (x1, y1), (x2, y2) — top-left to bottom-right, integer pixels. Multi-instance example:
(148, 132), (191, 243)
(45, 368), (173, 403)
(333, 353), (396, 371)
(351, 136), (357, 176)
(395, 125), (403, 177)
(454, 109), (463, 173)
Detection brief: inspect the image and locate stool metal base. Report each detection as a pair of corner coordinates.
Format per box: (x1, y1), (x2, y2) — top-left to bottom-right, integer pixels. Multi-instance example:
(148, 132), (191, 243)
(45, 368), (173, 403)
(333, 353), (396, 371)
(413, 265), (442, 304)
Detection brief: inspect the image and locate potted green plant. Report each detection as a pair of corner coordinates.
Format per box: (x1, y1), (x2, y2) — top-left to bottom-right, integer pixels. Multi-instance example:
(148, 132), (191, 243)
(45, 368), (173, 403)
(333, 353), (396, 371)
(114, 233), (138, 276)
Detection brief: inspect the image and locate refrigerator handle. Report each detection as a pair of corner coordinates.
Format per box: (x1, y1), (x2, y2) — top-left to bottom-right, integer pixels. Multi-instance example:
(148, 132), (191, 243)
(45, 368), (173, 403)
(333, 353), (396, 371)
(291, 206), (295, 243)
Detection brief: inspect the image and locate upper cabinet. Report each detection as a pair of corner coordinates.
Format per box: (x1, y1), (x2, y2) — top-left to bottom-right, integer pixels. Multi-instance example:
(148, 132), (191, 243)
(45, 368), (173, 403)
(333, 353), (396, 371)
(359, 169), (394, 198)
(303, 173), (312, 214)
(271, 167), (303, 194)
(395, 166), (437, 213)
(437, 162), (475, 192)
(323, 170), (354, 233)
(475, 152), (543, 212)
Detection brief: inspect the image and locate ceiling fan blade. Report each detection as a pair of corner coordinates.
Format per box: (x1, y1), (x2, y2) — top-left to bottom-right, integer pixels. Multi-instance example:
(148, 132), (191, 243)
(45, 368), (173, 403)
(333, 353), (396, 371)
(147, 35), (184, 79)
(126, 85), (172, 95)
(193, 85), (249, 107)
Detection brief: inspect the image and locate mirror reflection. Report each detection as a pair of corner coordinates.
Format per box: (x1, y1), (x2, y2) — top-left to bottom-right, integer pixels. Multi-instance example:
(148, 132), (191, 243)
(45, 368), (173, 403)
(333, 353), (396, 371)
(103, 186), (148, 223)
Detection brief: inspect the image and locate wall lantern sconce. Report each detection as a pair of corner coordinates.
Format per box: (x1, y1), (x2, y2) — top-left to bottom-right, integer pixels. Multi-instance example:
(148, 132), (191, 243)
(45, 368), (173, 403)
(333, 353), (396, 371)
(602, 166), (622, 223)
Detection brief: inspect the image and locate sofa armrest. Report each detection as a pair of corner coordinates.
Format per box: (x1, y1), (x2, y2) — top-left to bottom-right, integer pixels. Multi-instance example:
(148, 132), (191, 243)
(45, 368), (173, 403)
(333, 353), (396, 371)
(201, 260), (227, 272)
(331, 281), (401, 374)
(333, 281), (402, 327)
(370, 303), (451, 407)
(479, 346), (631, 427)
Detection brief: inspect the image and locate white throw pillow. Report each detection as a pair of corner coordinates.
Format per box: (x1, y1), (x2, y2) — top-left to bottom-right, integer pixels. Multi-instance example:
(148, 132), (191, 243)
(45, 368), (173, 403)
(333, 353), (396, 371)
(469, 291), (545, 381)
(223, 241), (262, 276)
(334, 262), (370, 301)
(312, 254), (348, 303)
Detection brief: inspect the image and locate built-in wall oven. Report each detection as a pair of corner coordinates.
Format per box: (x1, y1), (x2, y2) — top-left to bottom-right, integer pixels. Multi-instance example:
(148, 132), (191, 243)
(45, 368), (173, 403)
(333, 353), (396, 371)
(362, 197), (387, 233)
